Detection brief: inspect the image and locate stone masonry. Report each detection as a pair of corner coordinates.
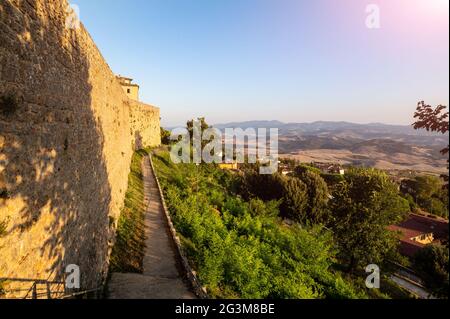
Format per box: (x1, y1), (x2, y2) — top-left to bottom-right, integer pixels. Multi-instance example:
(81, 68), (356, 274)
(0, 0), (160, 297)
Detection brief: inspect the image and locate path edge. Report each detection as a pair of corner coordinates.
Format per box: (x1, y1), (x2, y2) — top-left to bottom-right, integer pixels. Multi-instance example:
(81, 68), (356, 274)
(148, 152), (208, 299)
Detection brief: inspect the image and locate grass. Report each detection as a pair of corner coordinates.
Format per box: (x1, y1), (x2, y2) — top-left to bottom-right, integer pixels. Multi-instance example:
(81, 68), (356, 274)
(109, 149), (148, 273)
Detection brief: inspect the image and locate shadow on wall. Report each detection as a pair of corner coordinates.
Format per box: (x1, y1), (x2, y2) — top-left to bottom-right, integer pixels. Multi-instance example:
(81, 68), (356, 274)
(0, 0), (112, 293)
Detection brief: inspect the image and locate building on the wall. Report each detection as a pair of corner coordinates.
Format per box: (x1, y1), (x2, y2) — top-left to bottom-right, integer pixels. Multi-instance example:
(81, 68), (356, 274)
(116, 75), (140, 101)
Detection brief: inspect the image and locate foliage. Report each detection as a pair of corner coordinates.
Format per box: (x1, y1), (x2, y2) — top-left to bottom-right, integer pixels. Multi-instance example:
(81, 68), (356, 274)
(110, 150), (147, 273)
(413, 101), (449, 155)
(160, 127), (172, 145)
(321, 173), (345, 189)
(187, 117), (212, 148)
(152, 148), (360, 299)
(240, 166), (330, 225)
(413, 244), (449, 298)
(293, 167), (331, 224)
(329, 168), (410, 272)
(281, 177), (309, 222)
(401, 176), (449, 218)
(413, 101), (449, 185)
(294, 164), (322, 176)
(239, 171), (286, 202)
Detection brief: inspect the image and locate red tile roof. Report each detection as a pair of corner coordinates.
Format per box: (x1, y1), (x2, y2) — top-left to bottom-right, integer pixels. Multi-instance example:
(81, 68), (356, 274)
(388, 213), (449, 258)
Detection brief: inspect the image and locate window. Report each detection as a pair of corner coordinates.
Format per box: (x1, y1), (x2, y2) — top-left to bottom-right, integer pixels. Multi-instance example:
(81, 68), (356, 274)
(127, 89), (131, 93)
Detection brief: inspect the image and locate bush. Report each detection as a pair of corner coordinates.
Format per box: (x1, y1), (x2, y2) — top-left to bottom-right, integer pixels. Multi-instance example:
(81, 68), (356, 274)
(293, 169), (331, 224)
(152, 149), (359, 299)
(401, 176), (448, 218)
(321, 173), (345, 187)
(329, 168), (410, 272)
(413, 244), (449, 298)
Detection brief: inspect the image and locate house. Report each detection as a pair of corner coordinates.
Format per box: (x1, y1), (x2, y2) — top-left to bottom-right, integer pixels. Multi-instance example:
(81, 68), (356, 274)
(326, 164), (345, 175)
(116, 75), (140, 101)
(388, 213), (449, 258)
(311, 162), (345, 175)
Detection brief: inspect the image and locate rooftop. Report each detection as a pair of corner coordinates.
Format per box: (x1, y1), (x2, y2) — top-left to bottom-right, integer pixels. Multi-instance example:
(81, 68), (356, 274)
(388, 213), (449, 257)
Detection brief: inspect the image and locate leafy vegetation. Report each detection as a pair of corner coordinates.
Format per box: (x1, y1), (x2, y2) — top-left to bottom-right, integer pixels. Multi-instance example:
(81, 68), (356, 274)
(293, 168), (330, 224)
(161, 127), (172, 145)
(152, 148), (362, 299)
(239, 167), (330, 225)
(413, 244), (449, 298)
(109, 150), (148, 273)
(413, 101), (449, 186)
(329, 168), (410, 272)
(401, 175), (448, 218)
(413, 101), (449, 157)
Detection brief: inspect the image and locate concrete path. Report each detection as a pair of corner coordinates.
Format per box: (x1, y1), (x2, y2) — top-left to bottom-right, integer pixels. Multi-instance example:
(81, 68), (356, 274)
(107, 156), (195, 299)
(390, 274), (434, 299)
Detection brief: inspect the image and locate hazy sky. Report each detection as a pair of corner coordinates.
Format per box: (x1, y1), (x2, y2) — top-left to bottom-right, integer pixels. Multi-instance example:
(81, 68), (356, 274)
(71, 0), (449, 126)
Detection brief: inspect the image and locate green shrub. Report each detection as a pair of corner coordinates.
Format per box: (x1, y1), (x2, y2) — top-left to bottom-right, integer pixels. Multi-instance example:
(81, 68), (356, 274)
(413, 244), (449, 298)
(152, 149), (359, 299)
(109, 150), (147, 273)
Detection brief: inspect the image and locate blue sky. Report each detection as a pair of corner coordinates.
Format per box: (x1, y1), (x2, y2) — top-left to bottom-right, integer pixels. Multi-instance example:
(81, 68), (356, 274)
(70, 0), (449, 126)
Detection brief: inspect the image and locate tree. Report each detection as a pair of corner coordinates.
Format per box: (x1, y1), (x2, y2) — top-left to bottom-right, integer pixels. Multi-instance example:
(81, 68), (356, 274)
(187, 117), (211, 147)
(160, 127), (172, 145)
(242, 167), (331, 224)
(413, 101), (449, 155)
(329, 168), (410, 272)
(413, 244), (449, 298)
(293, 167), (331, 224)
(281, 177), (309, 222)
(413, 101), (449, 184)
(401, 176), (448, 218)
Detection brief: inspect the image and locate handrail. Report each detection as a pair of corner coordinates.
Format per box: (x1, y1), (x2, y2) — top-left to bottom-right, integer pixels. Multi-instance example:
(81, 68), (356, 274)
(0, 277), (104, 299)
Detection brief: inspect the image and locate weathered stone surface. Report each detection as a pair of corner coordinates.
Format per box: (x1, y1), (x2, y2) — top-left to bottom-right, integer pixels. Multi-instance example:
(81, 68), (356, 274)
(0, 0), (160, 297)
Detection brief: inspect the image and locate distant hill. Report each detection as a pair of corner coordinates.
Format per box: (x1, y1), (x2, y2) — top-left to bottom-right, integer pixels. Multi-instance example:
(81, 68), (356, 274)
(211, 120), (448, 173)
(212, 120), (448, 147)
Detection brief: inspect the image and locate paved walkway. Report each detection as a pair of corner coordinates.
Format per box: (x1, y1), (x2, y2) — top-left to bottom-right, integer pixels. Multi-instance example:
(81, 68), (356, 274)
(107, 156), (195, 299)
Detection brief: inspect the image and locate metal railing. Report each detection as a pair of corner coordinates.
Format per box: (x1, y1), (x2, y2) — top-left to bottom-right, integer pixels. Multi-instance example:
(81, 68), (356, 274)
(0, 277), (104, 299)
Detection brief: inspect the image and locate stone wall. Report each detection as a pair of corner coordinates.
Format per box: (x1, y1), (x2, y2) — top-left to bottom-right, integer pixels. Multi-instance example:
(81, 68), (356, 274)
(0, 0), (160, 296)
(129, 100), (160, 151)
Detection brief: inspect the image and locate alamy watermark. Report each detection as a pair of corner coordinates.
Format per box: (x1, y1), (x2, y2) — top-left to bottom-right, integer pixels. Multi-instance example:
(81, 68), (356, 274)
(65, 264), (80, 289)
(169, 120), (279, 174)
(365, 4), (381, 29)
(365, 264), (380, 289)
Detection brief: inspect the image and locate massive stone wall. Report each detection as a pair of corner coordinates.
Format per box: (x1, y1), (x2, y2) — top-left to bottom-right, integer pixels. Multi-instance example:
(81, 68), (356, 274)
(129, 100), (160, 151)
(0, 0), (160, 296)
